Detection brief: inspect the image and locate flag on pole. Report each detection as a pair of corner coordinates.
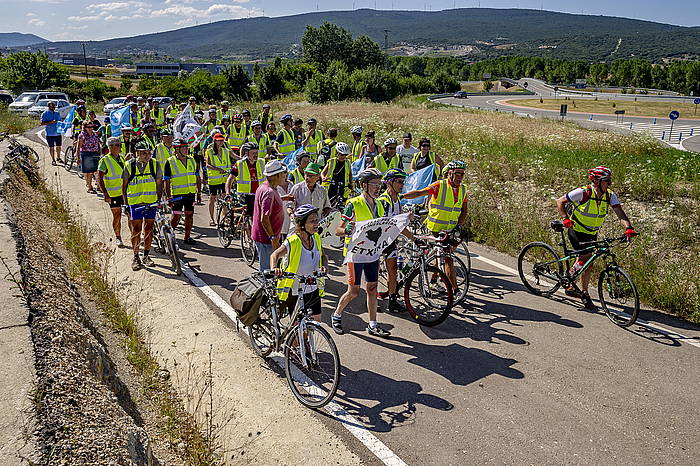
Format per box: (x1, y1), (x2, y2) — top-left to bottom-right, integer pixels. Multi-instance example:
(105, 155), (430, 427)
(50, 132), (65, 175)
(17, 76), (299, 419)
(173, 104), (201, 142)
(401, 164), (435, 205)
(56, 105), (75, 136)
(109, 106), (130, 137)
(351, 154), (366, 179)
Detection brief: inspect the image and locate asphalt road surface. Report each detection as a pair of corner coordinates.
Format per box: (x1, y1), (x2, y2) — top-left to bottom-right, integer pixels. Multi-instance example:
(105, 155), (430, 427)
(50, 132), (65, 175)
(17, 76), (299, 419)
(29, 128), (700, 465)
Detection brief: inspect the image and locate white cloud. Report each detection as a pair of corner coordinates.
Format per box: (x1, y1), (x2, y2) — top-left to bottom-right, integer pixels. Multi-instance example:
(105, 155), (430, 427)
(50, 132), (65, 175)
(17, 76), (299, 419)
(152, 4), (259, 19)
(26, 12), (37, 17)
(86, 1), (149, 11)
(28, 18), (47, 26)
(66, 25), (89, 30)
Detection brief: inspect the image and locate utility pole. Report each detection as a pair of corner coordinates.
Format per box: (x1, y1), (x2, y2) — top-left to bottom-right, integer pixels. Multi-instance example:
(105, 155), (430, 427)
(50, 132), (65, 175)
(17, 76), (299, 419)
(81, 42), (88, 80)
(384, 30), (390, 53)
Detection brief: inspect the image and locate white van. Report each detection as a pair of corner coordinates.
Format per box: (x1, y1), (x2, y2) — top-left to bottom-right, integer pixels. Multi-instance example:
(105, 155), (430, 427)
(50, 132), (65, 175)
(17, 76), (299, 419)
(9, 91), (70, 115)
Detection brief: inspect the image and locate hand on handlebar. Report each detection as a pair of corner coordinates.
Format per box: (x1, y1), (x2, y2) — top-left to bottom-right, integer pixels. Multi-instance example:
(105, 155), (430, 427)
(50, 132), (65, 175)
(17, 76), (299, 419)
(625, 227), (637, 242)
(563, 218), (574, 229)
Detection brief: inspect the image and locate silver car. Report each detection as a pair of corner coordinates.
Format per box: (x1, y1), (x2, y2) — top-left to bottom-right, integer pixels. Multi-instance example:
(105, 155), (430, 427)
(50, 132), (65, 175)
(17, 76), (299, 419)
(9, 91), (69, 115)
(103, 96), (128, 114)
(27, 99), (72, 119)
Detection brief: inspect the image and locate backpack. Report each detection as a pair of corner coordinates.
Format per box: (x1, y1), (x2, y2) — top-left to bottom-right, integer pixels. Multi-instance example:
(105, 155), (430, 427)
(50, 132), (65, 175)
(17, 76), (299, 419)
(229, 274), (266, 326)
(127, 159), (157, 184)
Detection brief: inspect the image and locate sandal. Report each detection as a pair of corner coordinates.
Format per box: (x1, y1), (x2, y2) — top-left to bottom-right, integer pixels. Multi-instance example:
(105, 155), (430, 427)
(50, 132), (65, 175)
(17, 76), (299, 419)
(209, 220), (216, 226)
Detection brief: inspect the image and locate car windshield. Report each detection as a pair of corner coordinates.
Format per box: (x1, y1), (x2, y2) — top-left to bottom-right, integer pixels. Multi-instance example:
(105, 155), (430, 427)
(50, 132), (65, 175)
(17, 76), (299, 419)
(35, 99), (52, 107)
(17, 93), (38, 103)
(109, 98), (126, 105)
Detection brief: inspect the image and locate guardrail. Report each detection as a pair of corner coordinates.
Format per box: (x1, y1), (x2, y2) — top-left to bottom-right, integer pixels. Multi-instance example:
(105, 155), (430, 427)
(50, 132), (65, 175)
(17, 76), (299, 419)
(428, 90), (535, 100)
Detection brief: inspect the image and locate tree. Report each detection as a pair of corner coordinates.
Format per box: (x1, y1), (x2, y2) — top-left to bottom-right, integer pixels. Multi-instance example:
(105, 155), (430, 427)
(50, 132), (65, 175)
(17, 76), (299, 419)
(351, 35), (386, 70)
(119, 75), (133, 93)
(255, 66), (285, 100)
(221, 64), (251, 100)
(301, 22), (353, 70)
(483, 80), (494, 92)
(431, 71), (460, 93)
(349, 66), (400, 103)
(0, 52), (69, 93)
(305, 73), (336, 104)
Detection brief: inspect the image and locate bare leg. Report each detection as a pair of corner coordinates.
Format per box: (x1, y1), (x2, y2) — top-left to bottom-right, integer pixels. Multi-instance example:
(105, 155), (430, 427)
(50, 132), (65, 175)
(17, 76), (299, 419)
(334, 285), (360, 316)
(386, 257), (398, 295)
(131, 219), (143, 254)
(366, 282), (378, 322)
(143, 219), (155, 250)
(184, 212), (194, 239)
(110, 207), (122, 237)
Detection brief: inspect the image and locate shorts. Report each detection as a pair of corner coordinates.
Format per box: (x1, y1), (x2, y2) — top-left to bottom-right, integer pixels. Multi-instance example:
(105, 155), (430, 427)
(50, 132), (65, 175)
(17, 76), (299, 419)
(172, 193), (196, 213)
(80, 151), (99, 173)
(284, 289), (322, 316)
(208, 183), (225, 196)
(239, 193), (255, 217)
(108, 196), (124, 208)
(347, 260), (380, 286)
(46, 135), (62, 148)
(129, 205), (157, 221)
(568, 229), (597, 252)
(383, 242), (398, 259)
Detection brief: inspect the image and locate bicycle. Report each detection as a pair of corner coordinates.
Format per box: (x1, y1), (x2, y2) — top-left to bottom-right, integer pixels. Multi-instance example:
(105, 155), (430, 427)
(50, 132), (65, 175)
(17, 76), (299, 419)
(63, 137), (78, 173)
(149, 197), (182, 276)
(248, 270), (340, 409)
(517, 220), (639, 327)
(0, 132), (40, 174)
(232, 193), (257, 266)
(215, 194), (242, 248)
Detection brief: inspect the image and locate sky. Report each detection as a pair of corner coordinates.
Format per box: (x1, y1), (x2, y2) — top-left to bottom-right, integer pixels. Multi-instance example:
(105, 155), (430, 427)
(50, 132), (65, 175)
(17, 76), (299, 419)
(4, 0), (700, 42)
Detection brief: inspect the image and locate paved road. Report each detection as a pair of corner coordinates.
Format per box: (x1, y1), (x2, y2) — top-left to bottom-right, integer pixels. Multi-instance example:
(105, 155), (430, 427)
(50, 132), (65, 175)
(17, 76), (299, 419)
(29, 129), (700, 465)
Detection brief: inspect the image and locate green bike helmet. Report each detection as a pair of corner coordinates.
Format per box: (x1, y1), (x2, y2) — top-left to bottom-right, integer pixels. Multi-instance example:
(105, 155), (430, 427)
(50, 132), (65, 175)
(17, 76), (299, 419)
(383, 168), (408, 181)
(445, 160), (466, 171)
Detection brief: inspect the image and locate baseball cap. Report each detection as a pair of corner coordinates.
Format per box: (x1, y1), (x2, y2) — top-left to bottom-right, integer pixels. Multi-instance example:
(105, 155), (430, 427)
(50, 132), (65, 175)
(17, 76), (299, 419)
(304, 163), (322, 175)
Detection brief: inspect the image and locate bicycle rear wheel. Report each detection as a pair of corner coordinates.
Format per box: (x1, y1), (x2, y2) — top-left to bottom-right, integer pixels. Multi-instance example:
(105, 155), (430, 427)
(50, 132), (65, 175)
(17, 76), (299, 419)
(248, 304), (275, 357)
(23, 145), (39, 164)
(598, 266), (639, 328)
(240, 216), (257, 266)
(517, 242), (563, 295)
(216, 203), (232, 248)
(428, 252), (470, 305)
(284, 322), (340, 409)
(63, 146), (75, 172)
(404, 265), (453, 326)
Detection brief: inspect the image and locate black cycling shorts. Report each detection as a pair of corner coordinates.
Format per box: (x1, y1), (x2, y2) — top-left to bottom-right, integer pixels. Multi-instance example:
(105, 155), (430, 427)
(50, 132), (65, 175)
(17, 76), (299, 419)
(568, 228), (597, 252)
(172, 193), (196, 213)
(240, 193), (255, 217)
(108, 196), (124, 209)
(208, 183), (226, 196)
(284, 289), (321, 316)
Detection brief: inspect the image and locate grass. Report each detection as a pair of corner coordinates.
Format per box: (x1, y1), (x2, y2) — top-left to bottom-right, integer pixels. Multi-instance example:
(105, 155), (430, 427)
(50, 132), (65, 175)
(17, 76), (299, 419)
(461, 81), (529, 93)
(505, 98), (700, 119)
(283, 100), (700, 322)
(0, 107), (36, 134)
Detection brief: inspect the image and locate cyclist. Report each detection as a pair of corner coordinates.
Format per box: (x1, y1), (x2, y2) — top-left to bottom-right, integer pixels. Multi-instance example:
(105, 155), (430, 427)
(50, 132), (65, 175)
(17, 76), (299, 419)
(411, 137), (443, 183)
(121, 141), (163, 271)
(332, 168), (390, 338)
(257, 103), (274, 130)
(321, 141), (353, 205)
(289, 151), (311, 185)
(228, 113), (248, 148)
(288, 163), (331, 226)
(205, 132), (232, 226)
(302, 118), (324, 159)
(154, 128), (174, 166)
(403, 160), (469, 292)
(226, 141), (264, 223)
(315, 128), (338, 167)
(555, 166), (636, 309)
(242, 109), (252, 130)
(140, 123), (158, 151)
(247, 120), (271, 155)
(275, 114), (296, 157)
(369, 138), (402, 174)
(217, 101), (232, 122)
(119, 125), (135, 160)
(164, 138), (199, 245)
(97, 136), (127, 248)
(271, 204), (327, 322)
(350, 126), (363, 161)
(377, 168), (414, 313)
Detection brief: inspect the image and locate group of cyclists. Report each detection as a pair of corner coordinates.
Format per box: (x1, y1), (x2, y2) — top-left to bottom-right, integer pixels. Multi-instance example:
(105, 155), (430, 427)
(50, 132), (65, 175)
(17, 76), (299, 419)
(44, 95), (638, 338)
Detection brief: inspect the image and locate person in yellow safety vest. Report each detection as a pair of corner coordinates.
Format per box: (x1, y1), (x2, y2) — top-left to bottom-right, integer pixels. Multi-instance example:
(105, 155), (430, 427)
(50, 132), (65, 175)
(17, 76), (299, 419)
(205, 133), (232, 226)
(167, 101), (179, 120)
(332, 168), (390, 338)
(164, 138), (200, 246)
(275, 114), (296, 157)
(188, 96), (199, 113)
(225, 141), (264, 220)
(204, 108), (218, 136)
(288, 151), (311, 185)
(140, 123), (158, 151)
(270, 204), (327, 322)
(121, 141), (163, 271)
(154, 128), (175, 166)
(403, 160), (469, 292)
(257, 103), (273, 130)
(302, 118), (325, 160)
(217, 101), (231, 122)
(97, 137), (128, 248)
(320, 141), (353, 201)
(72, 105), (87, 140)
(241, 109), (252, 130)
(128, 102), (140, 128)
(370, 138), (402, 174)
(410, 137), (443, 183)
(119, 125), (136, 160)
(153, 102), (166, 128)
(246, 120), (270, 157)
(350, 125), (364, 162)
(228, 113), (248, 148)
(315, 127), (339, 167)
(555, 166), (636, 310)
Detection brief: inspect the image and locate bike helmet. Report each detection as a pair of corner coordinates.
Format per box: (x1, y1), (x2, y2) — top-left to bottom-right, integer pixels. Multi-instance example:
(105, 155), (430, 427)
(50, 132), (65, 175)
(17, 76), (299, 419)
(280, 113), (293, 123)
(160, 128), (173, 136)
(241, 141), (258, 153)
(384, 137), (398, 147)
(221, 115), (231, 122)
(220, 100), (229, 106)
(383, 168), (408, 181)
(588, 166), (612, 181)
(134, 141), (151, 152)
(251, 120), (262, 127)
(242, 109), (251, 116)
(335, 142), (350, 155)
(233, 113), (243, 121)
(307, 118), (317, 125)
(76, 105), (86, 111)
(357, 168), (382, 184)
(350, 125), (363, 135)
(76, 99), (86, 105)
(296, 150), (311, 163)
(293, 204), (319, 226)
(445, 160), (466, 171)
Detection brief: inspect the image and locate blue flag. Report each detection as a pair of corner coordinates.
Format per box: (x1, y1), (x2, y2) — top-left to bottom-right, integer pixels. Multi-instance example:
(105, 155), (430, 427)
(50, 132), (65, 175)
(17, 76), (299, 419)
(56, 105), (74, 136)
(282, 146), (304, 172)
(110, 106), (131, 137)
(401, 164), (435, 205)
(351, 154), (366, 180)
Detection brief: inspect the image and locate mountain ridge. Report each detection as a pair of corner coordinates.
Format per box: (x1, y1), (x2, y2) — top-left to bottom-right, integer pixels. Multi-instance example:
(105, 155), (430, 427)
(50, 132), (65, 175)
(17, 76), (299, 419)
(0, 32), (48, 48)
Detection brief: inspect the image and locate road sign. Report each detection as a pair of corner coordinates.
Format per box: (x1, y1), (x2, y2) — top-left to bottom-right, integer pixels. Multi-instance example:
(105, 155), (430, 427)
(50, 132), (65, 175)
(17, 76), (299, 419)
(560, 104), (568, 119)
(483, 72), (492, 79)
(523, 82), (528, 89)
(614, 109), (625, 123)
(614, 110), (625, 115)
(694, 98), (700, 105)
(669, 111), (680, 120)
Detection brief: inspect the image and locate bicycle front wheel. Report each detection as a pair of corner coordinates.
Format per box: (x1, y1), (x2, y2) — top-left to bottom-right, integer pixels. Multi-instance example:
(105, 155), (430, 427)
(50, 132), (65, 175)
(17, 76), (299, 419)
(404, 265), (453, 326)
(248, 304), (275, 357)
(517, 242), (563, 295)
(63, 146), (75, 172)
(240, 217), (257, 266)
(23, 145), (39, 164)
(598, 267), (639, 328)
(284, 322), (340, 409)
(428, 252), (470, 305)
(216, 203), (232, 248)
(167, 228), (182, 276)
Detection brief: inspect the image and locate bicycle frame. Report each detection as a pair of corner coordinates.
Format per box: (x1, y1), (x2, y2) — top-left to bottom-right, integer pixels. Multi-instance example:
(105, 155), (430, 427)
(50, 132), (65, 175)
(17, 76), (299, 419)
(555, 228), (619, 283)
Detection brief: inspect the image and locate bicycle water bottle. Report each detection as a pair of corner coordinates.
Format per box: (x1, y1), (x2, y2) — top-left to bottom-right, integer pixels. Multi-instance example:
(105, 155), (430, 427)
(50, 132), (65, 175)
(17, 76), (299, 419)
(569, 259), (584, 275)
(397, 255), (404, 274)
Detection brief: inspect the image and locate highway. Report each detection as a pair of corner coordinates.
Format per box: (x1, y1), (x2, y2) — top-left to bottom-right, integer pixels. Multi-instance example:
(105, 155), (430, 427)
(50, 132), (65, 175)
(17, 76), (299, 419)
(26, 117), (700, 464)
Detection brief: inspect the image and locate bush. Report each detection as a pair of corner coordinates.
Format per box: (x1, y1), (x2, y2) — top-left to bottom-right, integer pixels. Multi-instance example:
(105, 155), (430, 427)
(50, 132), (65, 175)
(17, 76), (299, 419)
(349, 66), (400, 103)
(431, 71), (460, 93)
(305, 73), (336, 104)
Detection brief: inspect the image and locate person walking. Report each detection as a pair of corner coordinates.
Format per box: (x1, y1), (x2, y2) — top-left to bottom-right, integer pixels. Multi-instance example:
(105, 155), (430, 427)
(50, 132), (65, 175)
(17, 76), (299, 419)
(350, 125), (364, 162)
(164, 138), (199, 245)
(288, 163), (332, 233)
(257, 103), (273, 130)
(96, 136), (127, 247)
(40, 100), (63, 165)
(247, 120), (271, 155)
(321, 142), (353, 203)
(76, 120), (102, 193)
(302, 118), (324, 160)
(275, 114), (296, 157)
(252, 159), (287, 272)
(205, 133), (232, 226)
(154, 128), (175, 166)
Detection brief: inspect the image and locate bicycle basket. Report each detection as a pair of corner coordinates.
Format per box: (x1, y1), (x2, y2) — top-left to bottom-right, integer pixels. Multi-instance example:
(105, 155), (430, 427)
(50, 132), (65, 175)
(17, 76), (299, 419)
(229, 274), (265, 326)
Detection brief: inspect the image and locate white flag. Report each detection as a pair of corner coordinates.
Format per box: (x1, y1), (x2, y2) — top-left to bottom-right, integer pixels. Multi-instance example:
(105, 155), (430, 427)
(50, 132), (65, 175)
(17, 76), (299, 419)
(173, 104), (201, 142)
(344, 213), (411, 264)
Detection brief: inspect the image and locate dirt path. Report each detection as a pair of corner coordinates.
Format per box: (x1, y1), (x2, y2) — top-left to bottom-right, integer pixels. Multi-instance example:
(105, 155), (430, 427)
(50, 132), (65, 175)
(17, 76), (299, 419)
(22, 136), (362, 464)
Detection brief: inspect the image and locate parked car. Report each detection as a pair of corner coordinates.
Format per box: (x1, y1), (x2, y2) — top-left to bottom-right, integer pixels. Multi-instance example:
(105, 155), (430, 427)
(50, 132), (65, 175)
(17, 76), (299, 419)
(9, 91), (69, 115)
(103, 96), (127, 115)
(27, 99), (72, 119)
(0, 92), (13, 106)
(153, 97), (173, 110)
(453, 91), (469, 99)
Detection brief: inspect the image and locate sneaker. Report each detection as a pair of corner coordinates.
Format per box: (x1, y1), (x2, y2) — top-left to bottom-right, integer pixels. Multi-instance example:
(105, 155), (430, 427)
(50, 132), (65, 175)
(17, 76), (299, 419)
(581, 292), (597, 310)
(131, 256), (142, 271)
(115, 237), (124, 248)
(331, 315), (343, 335)
(565, 287), (583, 298)
(183, 237), (197, 245)
(141, 254), (155, 267)
(367, 324), (391, 338)
(388, 296), (406, 313)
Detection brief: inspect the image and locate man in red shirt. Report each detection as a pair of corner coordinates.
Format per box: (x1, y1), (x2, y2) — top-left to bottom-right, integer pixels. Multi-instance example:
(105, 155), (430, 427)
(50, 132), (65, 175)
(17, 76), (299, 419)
(252, 160), (288, 271)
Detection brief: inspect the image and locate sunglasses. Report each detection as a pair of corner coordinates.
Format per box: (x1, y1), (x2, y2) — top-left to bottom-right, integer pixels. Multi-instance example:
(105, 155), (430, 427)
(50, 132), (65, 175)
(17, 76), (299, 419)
(452, 171), (466, 176)
(392, 179), (405, 184)
(387, 146), (397, 150)
(421, 145), (431, 148)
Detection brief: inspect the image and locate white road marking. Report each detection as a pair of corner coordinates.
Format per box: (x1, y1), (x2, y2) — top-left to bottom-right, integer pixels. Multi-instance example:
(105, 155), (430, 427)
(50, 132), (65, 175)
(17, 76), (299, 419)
(469, 252), (700, 348)
(180, 264), (407, 466)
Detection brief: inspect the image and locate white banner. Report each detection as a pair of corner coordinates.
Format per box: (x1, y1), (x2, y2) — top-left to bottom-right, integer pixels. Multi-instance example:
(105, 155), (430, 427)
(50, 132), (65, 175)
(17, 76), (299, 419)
(319, 210), (343, 248)
(343, 213), (411, 264)
(173, 103), (201, 142)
